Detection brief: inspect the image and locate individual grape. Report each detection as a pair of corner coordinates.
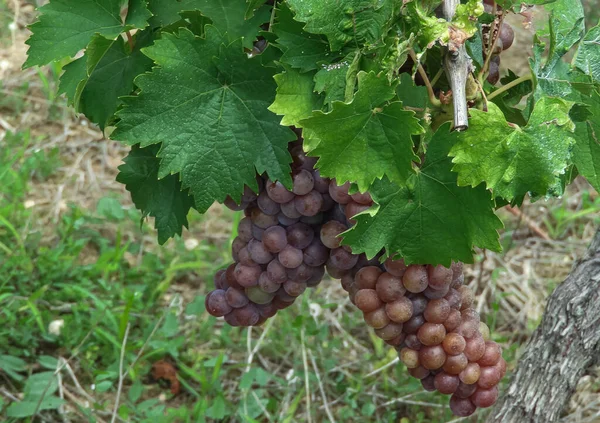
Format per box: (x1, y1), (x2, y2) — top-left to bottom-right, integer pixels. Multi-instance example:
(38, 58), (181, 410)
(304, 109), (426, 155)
(479, 322), (491, 341)
(410, 295), (428, 315)
(461, 308), (480, 323)
(443, 353), (468, 375)
(355, 266), (382, 290)
(421, 375), (436, 392)
(427, 265), (453, 290)
(329, 247), (359, 270)
(290, 145), (317, 170)
(205, 290), (232, 317)
(419, 345), (446, 370)
(434, 372), (460, 394)
(443, 333), (467, 356)
(281, 199), (302, 219)
(214, 269), (227, 288)
(451, 262), (464, 286)
(237, 217), (253, 242)
(496, 358), (507, 378)
(251, 225), (264, 241)
(266, 180), (294, 203)
(287, 263), (315, 283)
(344, 201), (370, 222)
(234, 263), (261, 287)
(487, 55), (500, 85)
(477, 366), (502, 389)
(444, 309), (462, 332)
(408, 366), (430, 380)
(459, 363), (481, 385)
(319, 193), (335, 211)
(417, 323), (446, 346)
(258, 272), (281, 293)
(499, 22), (514, 50)
(444, 289), (462, 309)
(364, 308), (390, 329)
(374, 323), (404, 341)
(479, 341), (502, 366)
(294, 191), (323, 216)
(247, 239), (274, 264)
(340, 274), (354, 292)
(400, 347), (420, 368)
(232, 237), (245, 262)
(283, 280), (307, 297)
(225, 264), (244, 290)
(300, 213), (323, 225)
(277, 212), (299, 226)
(325, 263), (348, 279)
(351, 191), (372, 205)
(386, 333), (406, 347)
(456, 318), (479, 338)
(403, 314), (425, 334)
(405, 334), (423, 350)
(312, 170), (330, 193)
(256, 302), (278, 319)
(471, 386), (499, 408)
(286, 223), (314, 249)
(464, 335), (486, 361)
(455, 381), (478, 399)
(237, 247), (254, 266)
(246, 286), (276, 305)
(385, 297), (413, 323)
(267, 259), (287, 283)
(449, 395), (476, 417)
(262, 226), (287, 253)
(320, 220), (347, 249)
(224, 196), (249, 211)
(306, 266), (325, 287)
(276, 286), (297, 302)
(251, 208), (278, 229)
(224, 312), (240, 327)
(226, 287), (250, 308)
(303, 239), (329, 267)
(376, 272), (405, 302)
(355, 289), (382, 313)
(403, 265), (429, 293)
(424, 299), (451, 323)
(423, 285), (450, 300)
(328, 180), (351, 204)
(384, 257), (407, 277)
(257, 191), (280, 215)
(292, 169), (314, 195)
(278, 245), (304, 268)
(233, 304), (260, 326)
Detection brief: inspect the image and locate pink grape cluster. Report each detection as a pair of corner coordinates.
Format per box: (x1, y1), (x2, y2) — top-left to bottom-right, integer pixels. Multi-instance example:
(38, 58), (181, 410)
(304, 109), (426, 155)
(343, 259), (506, 416)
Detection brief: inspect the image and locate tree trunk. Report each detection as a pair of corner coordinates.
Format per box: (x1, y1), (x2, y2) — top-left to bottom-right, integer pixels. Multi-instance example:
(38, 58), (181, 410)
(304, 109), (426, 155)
(487, 229), (600, 423)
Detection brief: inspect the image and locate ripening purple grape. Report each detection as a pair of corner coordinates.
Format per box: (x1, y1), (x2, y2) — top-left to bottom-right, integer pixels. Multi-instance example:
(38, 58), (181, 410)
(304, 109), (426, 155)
(266, 180), (295, 203)
(281, 200), (302, 219)
(205, 290), (232, 317)
(267, 259), (289, 283)
(424, 298), (451, 324)
(247, 239), (274, 264)
(421, 374), (436, 392)
(471, 386), (499, 408)
(292, 169), (315, 195)
(214, 269), (226, 289)
(459, 362), (481, 385)
(355, 289), (382, 313)
(408, 366), (430, 380)
(300, 213), (323, 225)
(224, 196), (249, 211)
(257, 302), (278, 319)
(444, 309), (462, 332)
(403, 314), (425, 334)
(479, 342), (502, 366)
(423, 285), (449, 300)
(487, 55), (500, 85)
(410, 294), (429, 315)
(325, 262), (348, 279)
(443, 333), (467, 356)
(385, 297), (413, 323)
(434, 372), (460, 394)
(294, 191), (323, 216)
(344, 201), (370, 223)
(226, 287), (250, 308)
(224, 312), (240, 327)
(233, 303), (260, 326)
(278, 245), (304, 268)
(251, 208), (278, 229)
(320, 193), (335, 212)
(464, 335), (486, 361)
(312, 170), (330, 193)
(364, 308), (390, 329)
(237, 217), (253, 242)
(457, 286), (474, 310)
(320, 220), (347, 249)
(350, 191), (372, 205)
(375, 272), (405, 302)
(259, 271), (281, 293)
(283, 280), (307, 297)
(400, 347), (420, 368)
(328, 180), (351, 204)
(246, 286), (276, 305)
(328, 247), (358, 270)
(225, 264), (243, 290)
(499, 23), (514, 50)
(419, 345), (446, 370)
(303, 239), (329, 267)
(384, 257), (407, 277)
(287, 263), (314, 283)
(443, 353), (469, 375)
(251, 224), (264, 241)
(286, 223), (314, 249)
(449, 395), (476, 417)
(477, 365), (502, 389)
(374, 323), (403, 341)
(417, 323), (447, 346)
(405, 334), (422, 350)
(455, 381), (478, 399)
(234, 263), (261, 287)
(427, 264), (453, 290)
(403, 265), (429, 293)
(444, 288), (462, 309)
(257, 191), (281, 215)
(231, 237), (246, 263)
(263, 226), (288, 253)
(277, 213), (299, 226)
(306, 266), (325, 287)
(237, 247), (255, 266)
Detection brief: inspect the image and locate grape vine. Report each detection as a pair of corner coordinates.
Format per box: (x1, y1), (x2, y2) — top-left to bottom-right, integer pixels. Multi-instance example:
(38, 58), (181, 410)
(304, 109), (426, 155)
(24, 0), (600, 418)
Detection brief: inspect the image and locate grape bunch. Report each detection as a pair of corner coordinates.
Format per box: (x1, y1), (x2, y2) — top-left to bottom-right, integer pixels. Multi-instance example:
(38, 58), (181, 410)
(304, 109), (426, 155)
(344, 259), (506, 416)
(205, 139), (375, 326)
(483, 0), (515, 85)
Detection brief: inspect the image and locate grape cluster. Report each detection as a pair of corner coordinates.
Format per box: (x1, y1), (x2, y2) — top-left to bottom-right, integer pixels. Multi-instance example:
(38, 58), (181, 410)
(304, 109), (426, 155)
(205, 140), (374, 326)
(483, 0), (515, 85)
(344, 259), (506, 416)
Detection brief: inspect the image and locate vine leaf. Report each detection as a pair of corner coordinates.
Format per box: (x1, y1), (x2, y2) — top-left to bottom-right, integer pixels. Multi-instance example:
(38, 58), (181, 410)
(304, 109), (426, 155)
(300, 71), (423, 192)
(272, 5), (333, 72)
(286, 0), (396, 51)
(574, 25), (600, 83)
(24, 0), (149, 68)
(60, 29), (155, 130)
(112, 27), (295, 213)
(342, 125), (503, 266)
(573, 92), (600, 192)
(449, 99), (576, 203)
(269, 66), (324, 127)
(146, 0), (204, 26)
(117, 145), (194, 245)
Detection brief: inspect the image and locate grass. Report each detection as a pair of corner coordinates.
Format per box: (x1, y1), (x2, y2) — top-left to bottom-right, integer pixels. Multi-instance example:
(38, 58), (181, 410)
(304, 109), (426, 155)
(1, 1), (600, 422)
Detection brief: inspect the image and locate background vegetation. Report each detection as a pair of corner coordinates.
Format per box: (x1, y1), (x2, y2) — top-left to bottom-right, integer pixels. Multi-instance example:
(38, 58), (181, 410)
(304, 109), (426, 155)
(0, 1), (599, 422)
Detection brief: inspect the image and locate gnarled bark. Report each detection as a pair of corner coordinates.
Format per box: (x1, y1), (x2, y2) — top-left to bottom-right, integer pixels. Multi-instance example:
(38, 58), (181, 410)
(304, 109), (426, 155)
(488, 229), (600, 423)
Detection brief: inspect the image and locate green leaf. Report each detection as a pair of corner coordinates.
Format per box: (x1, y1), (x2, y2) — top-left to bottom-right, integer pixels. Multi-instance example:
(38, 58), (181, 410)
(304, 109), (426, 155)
(0, 355), (27, 381)
(269, 66), (324, 127)
(192, 0), (271, 49)
(73, 30), (155, 129)
(396, 73), (428, 110)
(7, 397), (65, 417)
(313, 57), (354, 107)
(574, 25), (600, 83)
(272, 4), (333, 72)
(572, 92), (600, 191)
(342, 126), (503, 266)
(286, 0), (396, 51)
(301, 71), (422, 192)
(24, 0), (144, 68)
(147, 0), (204, 26)
(112, 27), (294, 213)
(126, 0), (153, 28)
(58, 56), (87, 106)
(116, 144), (195, 244)
(449, 99), (576, 202)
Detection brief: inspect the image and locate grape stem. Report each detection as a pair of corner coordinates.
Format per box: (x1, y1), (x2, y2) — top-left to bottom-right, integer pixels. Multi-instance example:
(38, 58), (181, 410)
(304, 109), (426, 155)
(125, 31), (134, 50)
(442, 0), (472, 131)
(408, 48), (442, 108)
(486, 74), (532, 101)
